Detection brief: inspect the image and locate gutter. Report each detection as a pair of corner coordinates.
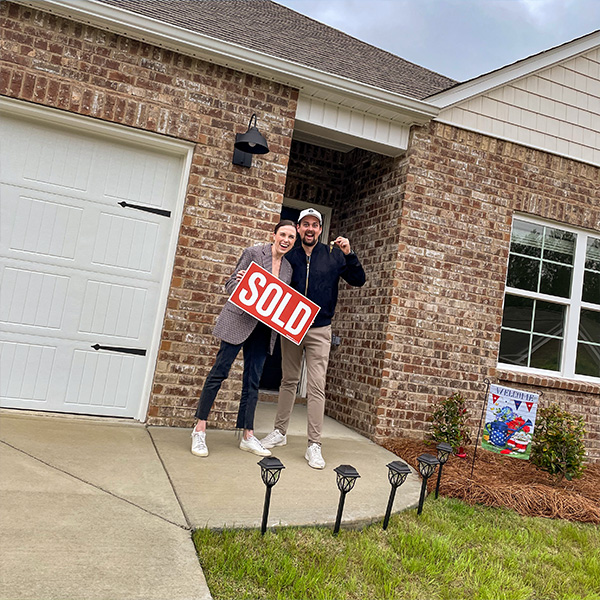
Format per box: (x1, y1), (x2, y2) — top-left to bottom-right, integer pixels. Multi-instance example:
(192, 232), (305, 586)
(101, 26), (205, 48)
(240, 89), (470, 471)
(14, 0), (439, 124)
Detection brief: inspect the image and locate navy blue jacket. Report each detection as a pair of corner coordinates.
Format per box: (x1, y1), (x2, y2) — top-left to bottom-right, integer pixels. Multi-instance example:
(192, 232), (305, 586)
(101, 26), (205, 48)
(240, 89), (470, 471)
(284, 242), (366, 328)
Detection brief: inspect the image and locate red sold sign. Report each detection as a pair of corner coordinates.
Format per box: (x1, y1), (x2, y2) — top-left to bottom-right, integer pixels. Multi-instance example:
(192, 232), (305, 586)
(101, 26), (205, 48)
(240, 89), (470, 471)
(228, 261), (320, 345)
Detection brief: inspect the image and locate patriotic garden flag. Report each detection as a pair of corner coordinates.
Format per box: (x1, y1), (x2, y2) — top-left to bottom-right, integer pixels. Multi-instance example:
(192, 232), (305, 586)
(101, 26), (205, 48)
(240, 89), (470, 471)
(481, 384), (539, 460)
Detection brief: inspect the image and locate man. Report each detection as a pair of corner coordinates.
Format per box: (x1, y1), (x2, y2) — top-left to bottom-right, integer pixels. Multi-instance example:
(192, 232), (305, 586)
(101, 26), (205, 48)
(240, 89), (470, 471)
(260, 208), (366, 468)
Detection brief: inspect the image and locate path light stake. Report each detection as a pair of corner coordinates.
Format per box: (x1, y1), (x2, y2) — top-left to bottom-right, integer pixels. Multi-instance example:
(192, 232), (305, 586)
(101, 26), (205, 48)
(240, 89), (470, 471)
(258, 457), (285, 535)
(435, 442), (453, 500)
(383, 461), (411, 530)
(333, 465), (360, 535)
(416, 454), (439, 515)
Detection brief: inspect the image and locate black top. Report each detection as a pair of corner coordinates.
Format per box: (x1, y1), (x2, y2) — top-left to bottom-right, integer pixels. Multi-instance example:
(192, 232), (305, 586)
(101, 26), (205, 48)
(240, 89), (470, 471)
(284, 243), (366, 328)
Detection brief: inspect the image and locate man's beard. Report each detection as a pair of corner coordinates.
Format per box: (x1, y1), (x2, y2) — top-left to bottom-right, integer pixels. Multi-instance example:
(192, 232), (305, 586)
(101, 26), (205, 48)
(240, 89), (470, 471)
(301, 234), (318, 247)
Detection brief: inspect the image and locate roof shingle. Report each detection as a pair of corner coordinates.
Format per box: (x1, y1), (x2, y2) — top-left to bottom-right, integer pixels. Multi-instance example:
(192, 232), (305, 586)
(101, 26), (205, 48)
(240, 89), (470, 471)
(95, 0), (457, 99)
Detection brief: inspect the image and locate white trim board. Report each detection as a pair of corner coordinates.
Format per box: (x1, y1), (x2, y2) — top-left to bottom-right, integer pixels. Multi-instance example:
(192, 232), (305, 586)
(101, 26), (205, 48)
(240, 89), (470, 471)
(428, 30), (600, 109)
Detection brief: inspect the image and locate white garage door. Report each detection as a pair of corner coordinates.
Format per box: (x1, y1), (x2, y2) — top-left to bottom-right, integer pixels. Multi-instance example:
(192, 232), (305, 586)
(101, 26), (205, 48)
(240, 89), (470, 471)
(0, 102), (190, 418)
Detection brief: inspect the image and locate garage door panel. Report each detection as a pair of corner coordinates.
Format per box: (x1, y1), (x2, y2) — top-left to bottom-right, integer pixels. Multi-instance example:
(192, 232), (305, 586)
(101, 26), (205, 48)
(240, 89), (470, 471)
(92, 211), (160, 273)
(104, 146), (181, 209)
(1, 107), (188, 418)
(23, 134), (95, 193)
(79, 280), (149, 339)
(1, 186), (90, 265)
(0, 264), (156, 344)
(2, 187), (167, 279)
(1, 121), (96, 194)
(0, 341), (56, 403)
(0, 267), (70, 330)
(65, 349), (142, 411)
(11, 195), (84, 259)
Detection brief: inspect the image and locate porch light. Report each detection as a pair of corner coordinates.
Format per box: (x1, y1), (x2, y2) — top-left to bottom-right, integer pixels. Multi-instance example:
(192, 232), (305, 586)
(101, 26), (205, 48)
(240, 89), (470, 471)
(233, 113), (269, 167)
(435, 442), (453, 500)
(258, 456), (285, 534)
(333, 464), (360, 534)
(383, 460), (411, 530)
(416, 454), (439, 515)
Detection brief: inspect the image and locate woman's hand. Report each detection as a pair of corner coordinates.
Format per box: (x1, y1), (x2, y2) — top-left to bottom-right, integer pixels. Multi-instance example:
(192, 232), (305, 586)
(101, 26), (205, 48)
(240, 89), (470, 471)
(235, 269), (246, 281)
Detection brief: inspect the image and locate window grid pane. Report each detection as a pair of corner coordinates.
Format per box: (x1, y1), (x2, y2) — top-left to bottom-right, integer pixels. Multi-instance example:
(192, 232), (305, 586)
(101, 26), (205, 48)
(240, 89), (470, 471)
(501, 219), (599, 381)
(507, 222), (574, 299)
(500, 294), (564, 372)
(583, 237), (600, 306)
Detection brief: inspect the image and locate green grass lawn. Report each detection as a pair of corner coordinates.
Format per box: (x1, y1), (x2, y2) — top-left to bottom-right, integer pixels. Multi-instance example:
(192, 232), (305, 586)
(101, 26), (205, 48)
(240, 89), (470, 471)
(193, 497), (600, 600)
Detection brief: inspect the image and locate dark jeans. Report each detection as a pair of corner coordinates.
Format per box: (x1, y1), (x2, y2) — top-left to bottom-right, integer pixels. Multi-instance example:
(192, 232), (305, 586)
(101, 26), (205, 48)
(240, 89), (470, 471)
(195, 323), (271, 430)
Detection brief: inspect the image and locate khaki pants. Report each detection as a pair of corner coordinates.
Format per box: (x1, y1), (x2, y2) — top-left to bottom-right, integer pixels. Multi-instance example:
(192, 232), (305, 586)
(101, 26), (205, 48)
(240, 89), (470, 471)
(275, 325), (331, 445)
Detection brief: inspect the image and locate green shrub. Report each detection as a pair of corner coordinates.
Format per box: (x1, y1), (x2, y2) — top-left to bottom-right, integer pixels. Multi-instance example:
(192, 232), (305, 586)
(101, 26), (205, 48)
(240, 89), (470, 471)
(530, 404), (586, 482)
(429, 393), (471, 451)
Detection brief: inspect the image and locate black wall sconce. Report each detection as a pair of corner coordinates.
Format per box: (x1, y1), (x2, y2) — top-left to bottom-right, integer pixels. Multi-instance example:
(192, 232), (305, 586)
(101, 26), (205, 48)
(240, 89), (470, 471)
(232, 113), (269, 167)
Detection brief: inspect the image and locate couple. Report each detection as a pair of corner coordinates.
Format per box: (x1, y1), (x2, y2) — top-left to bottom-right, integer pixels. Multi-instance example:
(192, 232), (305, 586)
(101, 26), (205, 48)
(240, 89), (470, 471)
(191, 208), (366, 469)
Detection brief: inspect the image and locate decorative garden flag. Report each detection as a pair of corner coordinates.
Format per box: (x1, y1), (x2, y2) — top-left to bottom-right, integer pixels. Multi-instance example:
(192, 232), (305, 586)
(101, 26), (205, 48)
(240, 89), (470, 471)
(481, 384), (539, 460)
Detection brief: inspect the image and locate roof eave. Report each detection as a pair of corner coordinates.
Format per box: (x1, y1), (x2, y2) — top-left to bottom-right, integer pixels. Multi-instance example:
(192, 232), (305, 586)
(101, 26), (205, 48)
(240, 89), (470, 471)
(16, 0), (440, 123)
(427, 29), (600, 109)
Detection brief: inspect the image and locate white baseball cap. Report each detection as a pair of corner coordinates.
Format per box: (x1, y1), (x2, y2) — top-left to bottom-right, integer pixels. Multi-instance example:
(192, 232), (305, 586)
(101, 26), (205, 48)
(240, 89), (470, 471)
(298, 208), (322, 225)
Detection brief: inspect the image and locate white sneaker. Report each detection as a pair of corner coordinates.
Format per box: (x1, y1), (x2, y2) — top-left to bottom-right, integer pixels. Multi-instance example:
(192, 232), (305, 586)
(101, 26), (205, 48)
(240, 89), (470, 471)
(305, 443), (325, 469)
(260, 429), (287, 449)
(240, 435), (271, 457)
(191, 430), (208, 457)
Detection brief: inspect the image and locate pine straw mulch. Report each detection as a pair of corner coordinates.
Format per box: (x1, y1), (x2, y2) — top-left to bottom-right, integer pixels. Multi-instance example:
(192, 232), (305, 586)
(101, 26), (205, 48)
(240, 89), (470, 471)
(383, 437), (600, 525)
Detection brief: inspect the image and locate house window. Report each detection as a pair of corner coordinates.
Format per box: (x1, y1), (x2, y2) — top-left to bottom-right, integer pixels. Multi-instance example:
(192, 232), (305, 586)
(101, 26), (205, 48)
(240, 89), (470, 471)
(499, 218), (600, 380)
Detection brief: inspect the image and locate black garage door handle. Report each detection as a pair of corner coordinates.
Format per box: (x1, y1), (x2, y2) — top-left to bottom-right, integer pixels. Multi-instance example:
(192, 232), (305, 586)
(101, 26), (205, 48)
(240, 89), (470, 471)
(91, 344), (147, 356)
(118, 201), (171, 218)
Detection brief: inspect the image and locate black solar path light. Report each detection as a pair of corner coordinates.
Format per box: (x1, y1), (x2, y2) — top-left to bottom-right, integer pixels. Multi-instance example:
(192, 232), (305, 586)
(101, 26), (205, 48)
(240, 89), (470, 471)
(333, 464), (360, 534)
(383, 460), (411, 530)
(434, 442), (453, 500)
(416, 454), (439, 515)
(258, 456), (285, 535)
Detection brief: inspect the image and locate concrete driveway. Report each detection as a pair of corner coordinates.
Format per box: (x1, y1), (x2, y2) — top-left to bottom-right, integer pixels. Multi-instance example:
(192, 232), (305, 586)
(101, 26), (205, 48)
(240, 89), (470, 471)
(0, 403), (421, 600)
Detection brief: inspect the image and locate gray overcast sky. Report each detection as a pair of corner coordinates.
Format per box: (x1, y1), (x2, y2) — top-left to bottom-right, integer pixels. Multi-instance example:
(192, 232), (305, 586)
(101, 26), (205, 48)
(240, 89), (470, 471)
(275, 0), (600, 81)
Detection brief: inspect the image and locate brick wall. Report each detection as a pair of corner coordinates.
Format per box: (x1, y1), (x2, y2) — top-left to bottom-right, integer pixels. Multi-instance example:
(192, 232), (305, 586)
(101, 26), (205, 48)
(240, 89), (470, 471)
(378, 121), (600, 461)
(284, 140), (347, 206)
(0, 2), (297, 427)
(327, 150), (409, 438)
(3, 3), (598, 459)
(284, 142), (409, 439)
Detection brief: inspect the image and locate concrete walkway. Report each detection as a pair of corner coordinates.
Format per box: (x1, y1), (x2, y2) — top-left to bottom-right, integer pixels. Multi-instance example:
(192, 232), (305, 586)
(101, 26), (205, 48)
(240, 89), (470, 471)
(0, 403), (421, 600)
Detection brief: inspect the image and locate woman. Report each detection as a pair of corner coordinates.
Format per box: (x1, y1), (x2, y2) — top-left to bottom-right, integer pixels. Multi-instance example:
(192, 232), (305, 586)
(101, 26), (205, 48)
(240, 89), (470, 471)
(191, 220), (297, 457)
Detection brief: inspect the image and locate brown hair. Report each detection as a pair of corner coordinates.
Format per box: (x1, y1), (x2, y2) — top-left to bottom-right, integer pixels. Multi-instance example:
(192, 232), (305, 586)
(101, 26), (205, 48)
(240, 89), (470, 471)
(274, 219), (296, 233)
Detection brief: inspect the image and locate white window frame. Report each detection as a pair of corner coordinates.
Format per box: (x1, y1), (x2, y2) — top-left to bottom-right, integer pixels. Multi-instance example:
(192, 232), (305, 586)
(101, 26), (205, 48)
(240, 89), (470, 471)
(499, 214), (600, 383)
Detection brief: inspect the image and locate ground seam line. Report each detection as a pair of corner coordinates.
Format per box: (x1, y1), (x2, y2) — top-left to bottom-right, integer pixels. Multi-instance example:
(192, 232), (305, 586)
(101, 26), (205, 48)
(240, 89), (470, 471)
(0, 438), (191, 531)
(145, 427), (194, 531)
